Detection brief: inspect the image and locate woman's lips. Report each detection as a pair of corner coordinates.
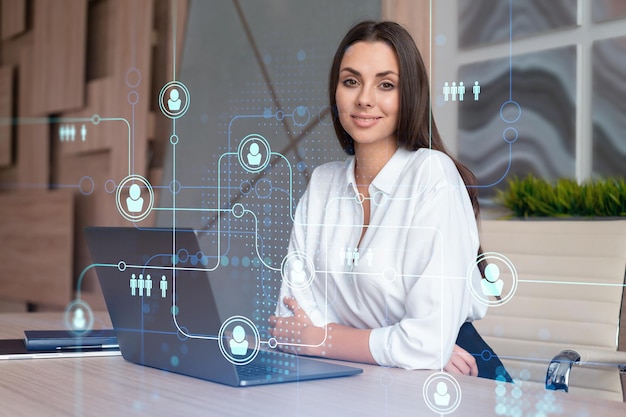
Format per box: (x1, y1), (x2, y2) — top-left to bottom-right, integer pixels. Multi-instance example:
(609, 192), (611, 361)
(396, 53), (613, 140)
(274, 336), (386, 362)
(351, 114), (381, 127)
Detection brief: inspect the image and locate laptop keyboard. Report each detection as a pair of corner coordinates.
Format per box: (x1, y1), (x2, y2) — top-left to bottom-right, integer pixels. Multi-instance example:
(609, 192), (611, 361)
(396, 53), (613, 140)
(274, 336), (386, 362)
(236, 355), (295, 379)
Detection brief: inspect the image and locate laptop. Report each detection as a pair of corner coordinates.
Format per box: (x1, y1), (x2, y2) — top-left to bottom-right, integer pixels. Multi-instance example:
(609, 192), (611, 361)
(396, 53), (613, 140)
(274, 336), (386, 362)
(84, 227), (362, 387)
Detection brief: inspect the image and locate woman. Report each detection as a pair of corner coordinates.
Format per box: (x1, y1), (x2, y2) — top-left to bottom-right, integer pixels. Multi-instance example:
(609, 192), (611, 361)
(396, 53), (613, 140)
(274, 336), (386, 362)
(269, 20), (509, 381)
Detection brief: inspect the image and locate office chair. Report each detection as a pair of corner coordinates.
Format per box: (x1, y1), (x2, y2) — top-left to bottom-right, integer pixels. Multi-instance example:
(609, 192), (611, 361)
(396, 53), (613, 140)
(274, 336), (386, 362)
(474, 219), (626, 401)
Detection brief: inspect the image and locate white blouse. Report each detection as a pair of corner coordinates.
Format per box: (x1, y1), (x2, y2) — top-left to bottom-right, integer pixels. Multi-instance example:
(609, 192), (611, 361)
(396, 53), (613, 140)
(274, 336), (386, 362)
(276, 147), (486, 370)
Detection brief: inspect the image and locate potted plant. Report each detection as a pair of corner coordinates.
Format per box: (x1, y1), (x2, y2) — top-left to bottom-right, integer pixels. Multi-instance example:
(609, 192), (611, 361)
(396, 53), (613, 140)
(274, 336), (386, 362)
(495, 174), (626, 219)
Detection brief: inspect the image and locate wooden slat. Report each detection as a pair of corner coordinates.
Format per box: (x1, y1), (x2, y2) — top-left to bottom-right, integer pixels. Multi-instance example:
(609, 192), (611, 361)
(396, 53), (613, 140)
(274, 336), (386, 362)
(382, 0), (431, 75)
(0, 0), (26, 40)
(0, 190), (74, 307)
(31, 0), (87, 115)
(0, 65), (13, 167)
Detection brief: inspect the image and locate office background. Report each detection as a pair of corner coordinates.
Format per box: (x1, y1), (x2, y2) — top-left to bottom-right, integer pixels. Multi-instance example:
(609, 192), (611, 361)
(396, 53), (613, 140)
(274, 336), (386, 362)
(0, 0), (624, 392)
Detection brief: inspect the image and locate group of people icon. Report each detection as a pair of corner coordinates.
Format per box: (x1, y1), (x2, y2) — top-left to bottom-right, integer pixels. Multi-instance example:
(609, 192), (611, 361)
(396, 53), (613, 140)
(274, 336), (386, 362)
(443, 81), (481, 102)
(59, 124), (87, 142)
(129, 273), (168, 298)
(339, 248), (373, 267)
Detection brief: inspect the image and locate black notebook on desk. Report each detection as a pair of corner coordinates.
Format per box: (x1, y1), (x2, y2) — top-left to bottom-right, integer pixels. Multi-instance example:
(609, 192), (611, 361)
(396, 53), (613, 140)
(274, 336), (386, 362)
(24, 329), (118, 351)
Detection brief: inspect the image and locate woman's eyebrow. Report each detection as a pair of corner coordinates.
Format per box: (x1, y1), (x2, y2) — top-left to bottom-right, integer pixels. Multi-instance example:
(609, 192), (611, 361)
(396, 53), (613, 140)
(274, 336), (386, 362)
(340, 67), (398, 78)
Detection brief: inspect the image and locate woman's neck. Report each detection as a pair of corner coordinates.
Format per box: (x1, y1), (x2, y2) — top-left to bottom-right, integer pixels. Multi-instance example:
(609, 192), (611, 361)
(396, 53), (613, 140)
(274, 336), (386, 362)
(353, 141), (398, 187)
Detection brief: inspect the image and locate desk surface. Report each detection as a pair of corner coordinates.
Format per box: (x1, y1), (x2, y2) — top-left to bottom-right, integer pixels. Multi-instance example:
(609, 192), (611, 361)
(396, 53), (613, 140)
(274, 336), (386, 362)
(1, 312), (625, 417)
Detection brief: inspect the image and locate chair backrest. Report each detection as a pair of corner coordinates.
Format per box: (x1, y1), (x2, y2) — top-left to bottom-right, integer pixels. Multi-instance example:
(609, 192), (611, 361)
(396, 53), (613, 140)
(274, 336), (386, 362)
(475, 219), (626, 401)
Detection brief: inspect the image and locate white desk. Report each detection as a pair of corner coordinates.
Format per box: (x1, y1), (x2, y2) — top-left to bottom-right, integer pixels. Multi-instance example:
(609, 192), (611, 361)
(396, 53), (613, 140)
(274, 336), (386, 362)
(1, 312), (625, 416)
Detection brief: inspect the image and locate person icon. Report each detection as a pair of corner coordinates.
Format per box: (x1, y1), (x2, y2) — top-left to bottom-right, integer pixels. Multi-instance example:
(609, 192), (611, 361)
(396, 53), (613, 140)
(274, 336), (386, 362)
(167, 88), (182, 111)
(443, 82), (450, 102)
(81, 124), (87, 141)
(130, 273), (138, 296)
(481, 263), (504, 297)
(229, 325), (249, 356)
(458, 81), (466, 101)
(126, 183), (144, 213)
(145, 274), (153, 297)
(138, 274), (145, 296)
(72, 307), (86, 330)
(451, 82), (458, 101)
(433, 381), (451, 407)
(473, 81), (481, 101)
(290, 258), (307, 287)
(160, 275), (168, 298)
(246, 142), (262, 166)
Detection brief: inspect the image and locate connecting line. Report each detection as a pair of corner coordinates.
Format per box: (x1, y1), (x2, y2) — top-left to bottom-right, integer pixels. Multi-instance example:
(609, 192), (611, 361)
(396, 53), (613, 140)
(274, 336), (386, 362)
(466, 142), (513, 189)
(244, 209), (281, 272)
(518, 279), (626, 288)
(171, 271), (218, 342)
(75, 263), (116, 300)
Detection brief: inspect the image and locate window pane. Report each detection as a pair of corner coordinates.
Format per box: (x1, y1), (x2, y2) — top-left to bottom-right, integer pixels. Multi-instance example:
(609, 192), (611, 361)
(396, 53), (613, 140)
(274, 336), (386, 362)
(458, 0), (578, 49)
(457, 46), (577, 199)
(592, 36), (626, 177)
(592, 0), (626, 23)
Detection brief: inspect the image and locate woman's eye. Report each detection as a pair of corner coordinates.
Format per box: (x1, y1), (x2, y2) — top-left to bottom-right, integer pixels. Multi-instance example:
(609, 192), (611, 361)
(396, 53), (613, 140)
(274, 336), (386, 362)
(342, 79), (358, 87)
(380, 82), (395, 90)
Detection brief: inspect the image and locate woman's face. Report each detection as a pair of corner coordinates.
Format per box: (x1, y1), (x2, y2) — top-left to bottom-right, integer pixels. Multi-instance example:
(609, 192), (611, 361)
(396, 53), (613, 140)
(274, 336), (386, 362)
(335, 41), (400, 151)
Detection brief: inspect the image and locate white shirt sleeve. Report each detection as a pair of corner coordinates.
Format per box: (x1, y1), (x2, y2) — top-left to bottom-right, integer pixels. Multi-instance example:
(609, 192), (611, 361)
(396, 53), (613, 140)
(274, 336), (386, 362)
(369, 161), (483, 370)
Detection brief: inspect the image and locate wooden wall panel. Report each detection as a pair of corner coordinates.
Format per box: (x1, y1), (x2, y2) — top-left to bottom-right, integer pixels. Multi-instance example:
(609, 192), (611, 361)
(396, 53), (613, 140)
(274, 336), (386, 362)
(0, 190), (74, 307)
(0, 65), (13, 167)
(31, 0), (87, 115)
(382, 0), (432, 75)
(0, 0), (27, 41)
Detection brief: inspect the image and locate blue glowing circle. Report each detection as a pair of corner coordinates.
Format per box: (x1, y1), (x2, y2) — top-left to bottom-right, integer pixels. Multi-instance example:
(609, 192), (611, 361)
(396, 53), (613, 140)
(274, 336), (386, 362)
(169, 180), (181, 195)
(117, 261), (126, 271)
(237, 134), (271, 174)
(481, 349), (493, 361)
(125, 67), (142, 88)
(158, 81), (190, 119)
(115, 175), (154, 222)
(104, 179), (116, 194)
(502, 127), (519, 144)
(297, 161), (307, 172)
(91, 114), (101, 125)
(127, 91), (139, 105)
(240, 180), (252, 195)
(254, 178), (272, 199)
(297, 50), (306, 61)
(293, 105), (310, 126)
(263, 216), (272, 227)
(170, 355), (179, 367)
(177, 248), (189, 263)
(171, 305), (179, 316)
(242, 257), (250, 267)
(220, 256), (229, 266)
(79, 176), (95, 195)
(232, 202), (245, 218)
(499, 100), (522, 123)
(231, 256), (240, 267)
(276, 111), (284, 121)
(170, 134), (179, 145)
(63, 299), (95, 336)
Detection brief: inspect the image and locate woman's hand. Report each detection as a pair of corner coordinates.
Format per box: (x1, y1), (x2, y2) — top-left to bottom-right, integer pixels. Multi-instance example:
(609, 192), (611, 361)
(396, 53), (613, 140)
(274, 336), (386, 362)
(444, 344), (478, 376)
(268, 297), (325, 356)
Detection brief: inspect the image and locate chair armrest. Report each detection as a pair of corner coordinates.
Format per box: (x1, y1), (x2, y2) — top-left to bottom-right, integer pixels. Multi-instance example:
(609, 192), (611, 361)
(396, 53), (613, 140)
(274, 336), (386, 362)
(545, 348), (626, 393)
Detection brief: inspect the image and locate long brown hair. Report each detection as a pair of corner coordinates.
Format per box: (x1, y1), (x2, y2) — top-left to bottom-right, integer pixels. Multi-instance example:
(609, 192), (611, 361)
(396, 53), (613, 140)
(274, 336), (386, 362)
(329, 20), (486, 276)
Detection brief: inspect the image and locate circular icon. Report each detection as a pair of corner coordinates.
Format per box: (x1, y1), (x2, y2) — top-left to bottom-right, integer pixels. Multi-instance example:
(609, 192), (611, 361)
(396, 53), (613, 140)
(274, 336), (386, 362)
(115, 175), (154, 222)
(281, 251), (315, 290)
(64, 299), (94, 335)
(423, 372), (462, 414)
(158, 81), (190, 119)
(467, 252), (518, 307)
(237, 134), (271, 173)
(218, 316), (260, 365)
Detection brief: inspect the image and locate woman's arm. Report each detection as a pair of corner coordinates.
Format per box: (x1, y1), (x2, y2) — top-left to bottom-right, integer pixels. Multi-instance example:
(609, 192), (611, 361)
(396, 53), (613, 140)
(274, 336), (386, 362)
(269, 297), (478, 376)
